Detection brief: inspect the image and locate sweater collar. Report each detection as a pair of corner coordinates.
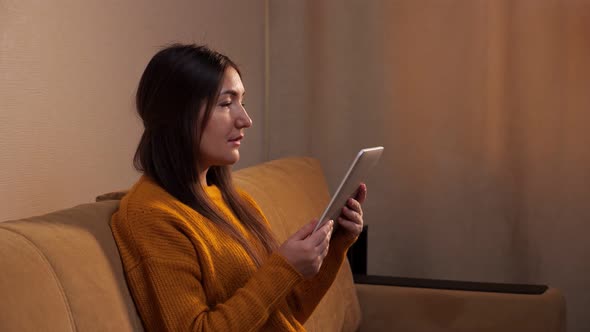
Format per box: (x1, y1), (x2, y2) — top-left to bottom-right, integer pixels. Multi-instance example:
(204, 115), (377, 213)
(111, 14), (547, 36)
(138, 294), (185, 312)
(203, 184), (222, 200)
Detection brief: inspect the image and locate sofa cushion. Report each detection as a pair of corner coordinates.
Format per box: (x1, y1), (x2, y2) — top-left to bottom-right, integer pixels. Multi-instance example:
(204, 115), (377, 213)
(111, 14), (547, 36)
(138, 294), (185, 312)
(0, 229), (76, 331)
(96, 190), (127, 202)
(356, 283), (566, 332)
(0, 201), (144, 331)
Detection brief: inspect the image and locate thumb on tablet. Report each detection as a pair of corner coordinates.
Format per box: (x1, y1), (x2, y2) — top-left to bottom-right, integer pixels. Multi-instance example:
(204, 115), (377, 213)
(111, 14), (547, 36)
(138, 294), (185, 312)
(290, 219), (318, 240)
(355, 183), (368, 204)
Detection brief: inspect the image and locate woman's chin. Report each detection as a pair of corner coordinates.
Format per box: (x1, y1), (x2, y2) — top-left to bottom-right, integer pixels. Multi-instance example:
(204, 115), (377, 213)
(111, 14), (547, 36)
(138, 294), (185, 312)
(204, 151), (240, 167)
(221, 152), (240, 166)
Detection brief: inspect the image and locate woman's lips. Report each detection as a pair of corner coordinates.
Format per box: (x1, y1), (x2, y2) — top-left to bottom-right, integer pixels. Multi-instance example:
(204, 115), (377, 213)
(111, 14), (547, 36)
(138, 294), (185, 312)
(228, 135), (243, 146)
(228, 135), (243, 141)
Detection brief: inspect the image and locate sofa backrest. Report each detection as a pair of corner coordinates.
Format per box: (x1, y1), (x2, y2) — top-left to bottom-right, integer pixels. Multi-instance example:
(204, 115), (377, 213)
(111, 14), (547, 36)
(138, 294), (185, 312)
(0, 201), (144, 331)
(0, 157), (361, 331)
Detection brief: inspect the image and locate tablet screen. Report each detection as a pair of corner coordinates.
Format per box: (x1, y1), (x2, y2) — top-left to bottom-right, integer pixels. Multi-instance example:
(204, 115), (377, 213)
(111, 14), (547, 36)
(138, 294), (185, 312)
(313, 146), (384, 233)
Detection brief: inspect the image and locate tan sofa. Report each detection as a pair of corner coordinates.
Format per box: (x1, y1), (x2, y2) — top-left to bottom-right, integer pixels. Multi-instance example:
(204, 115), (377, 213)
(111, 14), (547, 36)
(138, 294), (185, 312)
(0, 157), (566, 331)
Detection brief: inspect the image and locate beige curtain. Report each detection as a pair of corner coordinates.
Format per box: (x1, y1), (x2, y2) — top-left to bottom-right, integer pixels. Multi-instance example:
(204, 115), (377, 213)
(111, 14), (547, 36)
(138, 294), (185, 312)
(269, 1), (590, 331)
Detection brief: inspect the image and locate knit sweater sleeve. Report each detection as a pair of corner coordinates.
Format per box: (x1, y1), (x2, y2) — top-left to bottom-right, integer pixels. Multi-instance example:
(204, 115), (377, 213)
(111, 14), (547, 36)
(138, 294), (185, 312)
(238, 190), (354, 324)
(111, 201), (304, 332)
(285, 232), (354, 324)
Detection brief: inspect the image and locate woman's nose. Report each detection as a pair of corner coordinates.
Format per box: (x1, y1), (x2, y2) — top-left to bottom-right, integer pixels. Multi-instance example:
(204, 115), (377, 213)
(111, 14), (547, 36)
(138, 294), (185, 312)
(236, 106), (253, 129)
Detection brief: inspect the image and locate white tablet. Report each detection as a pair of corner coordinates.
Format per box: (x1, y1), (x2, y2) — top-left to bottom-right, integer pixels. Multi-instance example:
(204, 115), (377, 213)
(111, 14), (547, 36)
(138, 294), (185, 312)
(313, 146), (384, 233)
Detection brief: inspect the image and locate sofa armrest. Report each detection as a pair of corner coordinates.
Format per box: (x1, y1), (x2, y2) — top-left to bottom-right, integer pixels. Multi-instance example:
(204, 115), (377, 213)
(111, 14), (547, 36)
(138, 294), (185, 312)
(354, 275), (566, 332)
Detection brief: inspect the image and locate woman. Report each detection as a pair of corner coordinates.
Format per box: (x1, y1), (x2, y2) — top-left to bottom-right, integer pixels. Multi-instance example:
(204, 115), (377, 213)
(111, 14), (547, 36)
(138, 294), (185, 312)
(110, 44), (367, 331)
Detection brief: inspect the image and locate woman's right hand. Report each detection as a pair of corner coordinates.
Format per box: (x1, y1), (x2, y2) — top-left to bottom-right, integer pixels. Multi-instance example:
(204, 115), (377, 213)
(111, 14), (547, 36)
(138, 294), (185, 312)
(278, 219), (334, 279)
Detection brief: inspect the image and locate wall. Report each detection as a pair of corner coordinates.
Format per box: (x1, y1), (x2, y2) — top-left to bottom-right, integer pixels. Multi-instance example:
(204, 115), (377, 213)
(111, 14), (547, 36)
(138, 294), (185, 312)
(0, 0), (266, 221)
(267, 0), (312, 159)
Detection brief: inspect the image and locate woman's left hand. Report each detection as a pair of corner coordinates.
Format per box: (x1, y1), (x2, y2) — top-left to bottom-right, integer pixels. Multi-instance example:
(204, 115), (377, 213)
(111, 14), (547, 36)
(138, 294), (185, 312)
(336, 183), (367, 243)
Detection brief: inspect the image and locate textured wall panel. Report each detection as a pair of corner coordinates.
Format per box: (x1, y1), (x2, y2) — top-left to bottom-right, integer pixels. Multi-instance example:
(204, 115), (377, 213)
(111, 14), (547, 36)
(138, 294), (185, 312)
(0, 0), (266, 220)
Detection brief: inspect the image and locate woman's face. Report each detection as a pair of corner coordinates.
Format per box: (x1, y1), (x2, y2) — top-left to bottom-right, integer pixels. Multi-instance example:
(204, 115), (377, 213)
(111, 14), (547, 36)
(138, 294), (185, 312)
(198, 66), (252, 169)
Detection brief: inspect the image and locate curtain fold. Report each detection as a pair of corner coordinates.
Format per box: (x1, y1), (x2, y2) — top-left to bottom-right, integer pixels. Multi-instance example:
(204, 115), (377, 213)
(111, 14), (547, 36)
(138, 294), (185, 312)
(269, 1), (590, 330)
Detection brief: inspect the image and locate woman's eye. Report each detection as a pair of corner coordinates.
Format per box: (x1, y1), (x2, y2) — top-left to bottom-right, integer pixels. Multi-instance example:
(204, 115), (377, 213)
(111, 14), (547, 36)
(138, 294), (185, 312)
(219, 101), (231, 107)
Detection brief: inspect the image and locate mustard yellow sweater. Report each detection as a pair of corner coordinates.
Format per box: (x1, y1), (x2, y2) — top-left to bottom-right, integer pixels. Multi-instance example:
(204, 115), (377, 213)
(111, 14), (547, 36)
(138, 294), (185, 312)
(110, 176), (352, 331)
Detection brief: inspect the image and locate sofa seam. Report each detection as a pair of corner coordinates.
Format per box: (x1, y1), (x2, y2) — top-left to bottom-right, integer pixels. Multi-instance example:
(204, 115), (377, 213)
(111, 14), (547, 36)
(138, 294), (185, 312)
(0, 227), (78, 332)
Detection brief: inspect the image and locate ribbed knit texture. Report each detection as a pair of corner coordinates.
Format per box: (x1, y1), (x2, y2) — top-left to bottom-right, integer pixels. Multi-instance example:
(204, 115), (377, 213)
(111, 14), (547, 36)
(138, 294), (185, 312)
(110, 176), (353, 331)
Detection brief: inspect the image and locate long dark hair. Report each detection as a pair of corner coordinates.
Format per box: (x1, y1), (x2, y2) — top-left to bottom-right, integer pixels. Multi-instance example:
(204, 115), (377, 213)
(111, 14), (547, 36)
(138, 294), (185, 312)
(134, 44), (277, 266)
